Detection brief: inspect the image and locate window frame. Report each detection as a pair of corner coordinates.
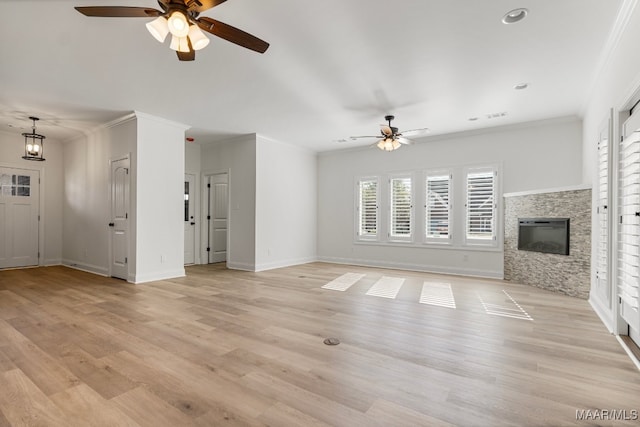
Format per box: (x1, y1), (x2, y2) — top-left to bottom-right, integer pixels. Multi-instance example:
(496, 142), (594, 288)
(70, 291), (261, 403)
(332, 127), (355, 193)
(389, 174), (414, 242)
(424, 170), (453, 244)
(464, 166), (498, 247)
(355, 176), (380, 241)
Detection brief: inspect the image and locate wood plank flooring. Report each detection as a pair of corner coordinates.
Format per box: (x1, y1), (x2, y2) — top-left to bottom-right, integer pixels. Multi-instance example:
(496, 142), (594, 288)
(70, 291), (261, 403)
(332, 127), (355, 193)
(0, 263), (639, 426)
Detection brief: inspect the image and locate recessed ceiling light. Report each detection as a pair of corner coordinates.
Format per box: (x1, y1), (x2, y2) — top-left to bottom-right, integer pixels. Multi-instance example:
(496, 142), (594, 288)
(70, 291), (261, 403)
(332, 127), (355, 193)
(502, 8), (528, 24)
(514, 83), (529, 90)
(468, 117), (479, 122)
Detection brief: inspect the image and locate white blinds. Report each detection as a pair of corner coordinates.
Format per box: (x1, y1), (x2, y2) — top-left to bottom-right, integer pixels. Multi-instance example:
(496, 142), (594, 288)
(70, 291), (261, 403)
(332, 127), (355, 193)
(357, 178), (378, 238)
(426, 174), (451, 239)
(390, 177), (412, 238)
(597, 135), (609, 296)
(618, 131), (640, 316)
(466, 170), (495, 241)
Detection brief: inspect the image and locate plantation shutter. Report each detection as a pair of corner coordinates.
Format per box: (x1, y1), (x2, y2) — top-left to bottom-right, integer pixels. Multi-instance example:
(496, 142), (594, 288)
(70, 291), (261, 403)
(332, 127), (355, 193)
(596, 133), (609, 300)
(466, 170), (496, 241)
(426, 174), (451, 240)
(357, 178), (378, 238)
(618, 129), (640, 326)
(390, 176), (412, 239)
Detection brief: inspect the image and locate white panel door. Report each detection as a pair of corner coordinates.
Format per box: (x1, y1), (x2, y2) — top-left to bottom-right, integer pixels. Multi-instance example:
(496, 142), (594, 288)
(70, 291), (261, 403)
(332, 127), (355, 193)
(0, 168), (39, 269)
(619, 115), (640, 343)
(110, 158), (130, 280)
(208, 173), (228, 263)
(184, 174), (196, 265)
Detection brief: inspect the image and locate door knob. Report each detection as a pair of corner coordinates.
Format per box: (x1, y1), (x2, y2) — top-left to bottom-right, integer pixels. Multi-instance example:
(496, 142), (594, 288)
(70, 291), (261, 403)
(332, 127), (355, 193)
(108, 222), (115, 227)
(190, 222), (196, 225)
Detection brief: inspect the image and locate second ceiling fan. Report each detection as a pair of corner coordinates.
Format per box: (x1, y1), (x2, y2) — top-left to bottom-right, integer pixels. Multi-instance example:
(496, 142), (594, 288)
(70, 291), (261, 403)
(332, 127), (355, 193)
(75, 0), (269, 61)
(348, 115), (429, 151)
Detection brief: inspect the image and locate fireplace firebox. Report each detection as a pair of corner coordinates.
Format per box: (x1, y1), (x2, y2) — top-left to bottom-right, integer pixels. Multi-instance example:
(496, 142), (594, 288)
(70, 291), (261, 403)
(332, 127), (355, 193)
(518, 218), (570, 255)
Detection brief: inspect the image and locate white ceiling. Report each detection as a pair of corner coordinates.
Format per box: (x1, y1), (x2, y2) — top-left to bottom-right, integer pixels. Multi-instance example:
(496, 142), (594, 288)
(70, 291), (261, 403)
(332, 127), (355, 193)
(0, 0), (624, 151)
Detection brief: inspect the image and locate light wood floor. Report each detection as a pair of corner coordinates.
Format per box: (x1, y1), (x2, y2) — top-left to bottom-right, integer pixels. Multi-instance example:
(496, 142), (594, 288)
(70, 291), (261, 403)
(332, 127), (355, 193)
(0, 263), (639, 426)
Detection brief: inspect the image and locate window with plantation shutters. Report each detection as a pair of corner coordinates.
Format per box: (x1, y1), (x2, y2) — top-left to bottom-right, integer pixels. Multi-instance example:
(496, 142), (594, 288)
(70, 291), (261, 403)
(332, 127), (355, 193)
(390, 176), (413, 240)
(425, 173), (451, 241)
(617, 127), (640, 328)
(357, 178), (378, 239)
(465, 169), (497, 244)
(596, 126), (610, 306)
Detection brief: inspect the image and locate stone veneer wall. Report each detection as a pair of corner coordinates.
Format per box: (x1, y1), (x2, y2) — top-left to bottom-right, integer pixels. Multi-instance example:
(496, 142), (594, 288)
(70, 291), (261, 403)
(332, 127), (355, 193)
(504, 189), (591, 299)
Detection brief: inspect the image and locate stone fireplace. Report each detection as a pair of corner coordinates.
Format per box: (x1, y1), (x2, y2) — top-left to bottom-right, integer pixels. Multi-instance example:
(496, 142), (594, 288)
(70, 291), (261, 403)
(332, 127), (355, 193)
(504, 186), (591, 299)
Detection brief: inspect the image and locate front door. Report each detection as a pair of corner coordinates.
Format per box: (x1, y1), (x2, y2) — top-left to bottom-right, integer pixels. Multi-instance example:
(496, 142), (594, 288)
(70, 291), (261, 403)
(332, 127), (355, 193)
(110, 157), (129, 280)
(208, 173), (228, 263)
(0, 167), (39, 269)
(184, 173), (196, 265)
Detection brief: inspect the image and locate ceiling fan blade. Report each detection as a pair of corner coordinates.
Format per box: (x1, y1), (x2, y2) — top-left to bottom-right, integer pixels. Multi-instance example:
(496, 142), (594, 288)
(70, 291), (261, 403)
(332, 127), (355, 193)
(75, 6), (162, 17)
(400, 128), (430, 136)
(348, 136), (380, 140)
(177, 50), (195, 61)
(397, 137), (412, 145)
(197, 17), (269, 53)
(176, 37), (195, 61)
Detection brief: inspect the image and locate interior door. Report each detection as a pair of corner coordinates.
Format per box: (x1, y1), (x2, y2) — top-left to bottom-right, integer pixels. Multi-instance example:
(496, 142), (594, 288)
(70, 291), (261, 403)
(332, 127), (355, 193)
(619, 114), (640, 344)
(110, 158), (129, 280)
(184, 173), (196, 265)
(208, 173), (228, 263)
(0, 168), (39, 269)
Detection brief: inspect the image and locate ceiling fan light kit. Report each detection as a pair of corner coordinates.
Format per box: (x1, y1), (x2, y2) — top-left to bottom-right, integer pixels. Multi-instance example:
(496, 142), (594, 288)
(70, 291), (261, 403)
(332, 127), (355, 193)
(146, 16), (170, 42)
(75, 1), (270, 61)
(344, 115), (429, 152)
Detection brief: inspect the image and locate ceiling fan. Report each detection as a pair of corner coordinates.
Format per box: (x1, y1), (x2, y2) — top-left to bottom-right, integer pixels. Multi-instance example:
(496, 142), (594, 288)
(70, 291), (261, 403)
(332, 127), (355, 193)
(346, 115), (429, 151)
(75, 0), (269, 61)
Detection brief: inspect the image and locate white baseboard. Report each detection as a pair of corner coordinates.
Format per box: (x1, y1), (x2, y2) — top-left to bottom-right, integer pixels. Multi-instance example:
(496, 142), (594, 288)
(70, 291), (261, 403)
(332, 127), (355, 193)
(133, 268), (186, 284)
(317, 256), (504, 279)
(43, 259), (62, 266)
(254, 256), (318, 272)
(62, 259), (109, 277)
(589, 294), (615, 333)
(226, 261), (256, 272)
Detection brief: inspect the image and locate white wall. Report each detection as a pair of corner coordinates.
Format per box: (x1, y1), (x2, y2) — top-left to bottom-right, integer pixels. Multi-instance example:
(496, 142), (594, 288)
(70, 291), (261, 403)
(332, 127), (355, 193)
(583, 1), (640, 331)
(0, 129), (63, 265)
(318, 118), (583, 278)
(255, 136), (317, 270)
(62, 115), (137, 276)
(201, 134), (257, 270)
(134, 112), (188, 283)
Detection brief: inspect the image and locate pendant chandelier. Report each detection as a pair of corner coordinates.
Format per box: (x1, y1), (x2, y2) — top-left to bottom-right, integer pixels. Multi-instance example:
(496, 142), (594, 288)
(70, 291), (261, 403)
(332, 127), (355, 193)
(22, 116), (46, 161)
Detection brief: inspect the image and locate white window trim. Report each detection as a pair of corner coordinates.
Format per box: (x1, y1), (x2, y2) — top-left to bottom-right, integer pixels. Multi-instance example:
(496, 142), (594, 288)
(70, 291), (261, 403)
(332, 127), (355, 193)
(355, 176), (379, 241)
(388, 174), (414, 242)
(424, 169), (453, 244)
(463, 165), (499, 247)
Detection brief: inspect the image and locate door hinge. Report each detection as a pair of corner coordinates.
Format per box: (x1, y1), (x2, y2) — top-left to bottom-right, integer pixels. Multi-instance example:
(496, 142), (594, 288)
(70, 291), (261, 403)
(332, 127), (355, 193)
(38, 252), (40, 258)
(620, 215), (623, 224)
(125, 168), (129, 174)
(125, 257), (128, 264)
(38, 215), (40, 221)
(207, 215), (211, 220)
(126, 212), (128, 219)
(206, 247), (211, 252)
(207, 183), (211, 188)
